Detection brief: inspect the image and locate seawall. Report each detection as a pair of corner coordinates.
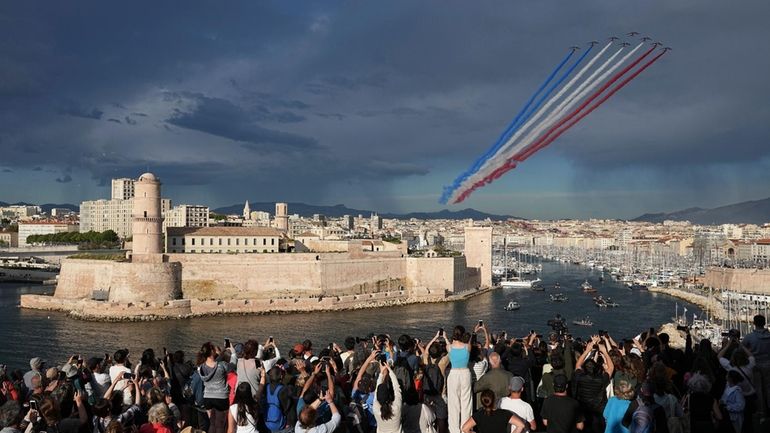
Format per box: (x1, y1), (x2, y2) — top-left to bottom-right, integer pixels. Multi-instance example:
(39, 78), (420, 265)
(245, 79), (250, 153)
(647, 286), (725, 319)
(704, 267), (770, 294)
(19, 285), (494, 322)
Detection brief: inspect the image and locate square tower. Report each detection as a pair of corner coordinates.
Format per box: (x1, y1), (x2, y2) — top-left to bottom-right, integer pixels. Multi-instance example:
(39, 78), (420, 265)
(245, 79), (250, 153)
(464, 226), (492, 288)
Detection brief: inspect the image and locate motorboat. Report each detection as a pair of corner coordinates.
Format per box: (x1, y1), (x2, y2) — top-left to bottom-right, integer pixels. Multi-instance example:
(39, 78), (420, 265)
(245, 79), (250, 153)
(500, 277), (541, 289)
(581, 280), (597, 293)
(550, 293), (568, 302)
(572, 316), (593, 327)
(504, 300), (521, 311)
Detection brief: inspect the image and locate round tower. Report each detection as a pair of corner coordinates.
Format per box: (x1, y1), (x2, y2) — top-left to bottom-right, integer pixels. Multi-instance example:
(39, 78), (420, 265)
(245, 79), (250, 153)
(275, 202), (289, 232)
(132, 173), (164, 255)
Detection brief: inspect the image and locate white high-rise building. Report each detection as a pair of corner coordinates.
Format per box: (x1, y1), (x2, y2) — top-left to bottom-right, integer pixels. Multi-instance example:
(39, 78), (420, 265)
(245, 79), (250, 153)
(111, 178), (135, 200)
(165, 205), (210, 229)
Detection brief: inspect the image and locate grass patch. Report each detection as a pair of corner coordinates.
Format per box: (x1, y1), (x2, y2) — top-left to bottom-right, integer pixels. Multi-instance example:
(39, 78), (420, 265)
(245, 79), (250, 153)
(68, 252), (128, 262)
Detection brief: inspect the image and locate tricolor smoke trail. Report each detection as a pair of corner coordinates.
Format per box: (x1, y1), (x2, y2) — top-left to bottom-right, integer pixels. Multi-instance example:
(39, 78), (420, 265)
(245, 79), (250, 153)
(452, 45), (668, 204)
(438, 49), (576, 204)
(441, 36), (668, 204)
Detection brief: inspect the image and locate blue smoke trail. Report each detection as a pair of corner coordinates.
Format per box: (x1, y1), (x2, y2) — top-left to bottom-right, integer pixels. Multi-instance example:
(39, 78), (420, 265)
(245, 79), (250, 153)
(440, 44), (593, 204)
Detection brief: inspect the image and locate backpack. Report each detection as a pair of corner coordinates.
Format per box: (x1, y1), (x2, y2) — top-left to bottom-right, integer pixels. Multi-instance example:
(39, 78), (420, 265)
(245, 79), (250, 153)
(421, 361), (444, 396)
(264, 383), (286, 432)
(630, 399), (657, 433)
(393, 354), (414, 394)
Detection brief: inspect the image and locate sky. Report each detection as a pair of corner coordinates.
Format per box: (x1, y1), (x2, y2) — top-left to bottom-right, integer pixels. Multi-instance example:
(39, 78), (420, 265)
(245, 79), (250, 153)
(1, 0), (769, 220)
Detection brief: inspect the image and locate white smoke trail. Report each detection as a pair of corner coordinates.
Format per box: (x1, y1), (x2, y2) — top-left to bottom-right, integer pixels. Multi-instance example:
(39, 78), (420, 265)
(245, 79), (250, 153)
(449, 42), (645, 203)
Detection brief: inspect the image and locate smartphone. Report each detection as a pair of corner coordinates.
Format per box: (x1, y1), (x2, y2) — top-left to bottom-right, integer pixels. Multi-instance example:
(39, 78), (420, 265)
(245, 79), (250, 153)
(224, 338), (231, 348)
(439, 327), (444, 336)
(29, 400), (38, 411)
(268, 336), (274, 343)
(123, 372), (134, 380)
(163, 347), (168, 356)
(478, 320), (484, 326)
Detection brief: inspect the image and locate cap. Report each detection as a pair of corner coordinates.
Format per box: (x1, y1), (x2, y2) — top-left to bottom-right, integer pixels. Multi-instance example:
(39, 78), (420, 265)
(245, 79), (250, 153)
(61, 363), (79, 379)
(553, 374), (569, 391)
(30, 357), (45, 370)
(509, 376), (525, 392)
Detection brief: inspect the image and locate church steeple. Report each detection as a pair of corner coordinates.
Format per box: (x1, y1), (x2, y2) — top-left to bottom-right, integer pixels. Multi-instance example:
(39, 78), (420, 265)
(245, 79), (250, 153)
(243, 200), (251, 219)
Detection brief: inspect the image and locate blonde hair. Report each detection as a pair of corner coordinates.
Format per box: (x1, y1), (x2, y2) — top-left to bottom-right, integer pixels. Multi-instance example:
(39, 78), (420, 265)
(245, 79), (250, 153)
(147, 403), (172, 425)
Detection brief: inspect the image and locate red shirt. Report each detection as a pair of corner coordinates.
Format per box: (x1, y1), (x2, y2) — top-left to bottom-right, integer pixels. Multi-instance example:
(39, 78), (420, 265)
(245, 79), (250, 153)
(139, 423), (173, 433)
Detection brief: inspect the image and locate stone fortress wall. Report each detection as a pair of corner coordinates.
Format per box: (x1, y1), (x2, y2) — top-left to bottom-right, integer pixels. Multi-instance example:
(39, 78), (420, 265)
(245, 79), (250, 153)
(704, 267), (770, 294)
(20, 172), (494, 321)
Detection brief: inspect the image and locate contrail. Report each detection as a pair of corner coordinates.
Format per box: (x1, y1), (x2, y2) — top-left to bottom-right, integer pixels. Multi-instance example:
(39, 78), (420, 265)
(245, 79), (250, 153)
(452, 43), (644, 203)
(439, 49), (575, 204)
(453, 46), (665, 203)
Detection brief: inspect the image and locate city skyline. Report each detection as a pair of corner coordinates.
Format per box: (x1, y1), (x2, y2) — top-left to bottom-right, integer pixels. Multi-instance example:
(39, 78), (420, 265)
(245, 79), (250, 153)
(1, 1), (769, 219)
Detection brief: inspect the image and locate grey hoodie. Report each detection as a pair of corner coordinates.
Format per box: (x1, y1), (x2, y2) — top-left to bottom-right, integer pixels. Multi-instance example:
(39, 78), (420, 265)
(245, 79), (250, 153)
(199, 351), (236, 400)
(743, 328), (770, 365)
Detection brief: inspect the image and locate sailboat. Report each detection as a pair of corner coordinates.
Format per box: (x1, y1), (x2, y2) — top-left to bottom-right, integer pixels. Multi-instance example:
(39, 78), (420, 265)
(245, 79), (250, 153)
(504, 300), (521, 311)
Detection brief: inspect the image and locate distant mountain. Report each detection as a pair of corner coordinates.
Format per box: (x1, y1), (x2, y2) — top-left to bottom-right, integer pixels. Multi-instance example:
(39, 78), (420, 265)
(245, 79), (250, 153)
(213, 202), (517, 221)
(0, 201), (79, 213)
(632, 197), (770, 225)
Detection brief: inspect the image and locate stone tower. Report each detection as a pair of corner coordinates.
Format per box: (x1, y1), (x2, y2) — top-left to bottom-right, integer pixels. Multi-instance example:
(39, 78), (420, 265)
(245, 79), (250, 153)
(275, 202), (288, 232)
(243, 200), (251, 219)
(132, 173), (164, 256)
(464, 225), (492, 288)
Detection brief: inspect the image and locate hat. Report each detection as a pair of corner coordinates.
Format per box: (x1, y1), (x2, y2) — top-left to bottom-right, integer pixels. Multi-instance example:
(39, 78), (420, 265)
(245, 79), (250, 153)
(45, 367), (60, 381)
(293, 343), (305, 355)
(30, 357), (45, 370)
(553, 374), (569, 391)
(509, 376), (525, 392)
(61, 363), (79, 379)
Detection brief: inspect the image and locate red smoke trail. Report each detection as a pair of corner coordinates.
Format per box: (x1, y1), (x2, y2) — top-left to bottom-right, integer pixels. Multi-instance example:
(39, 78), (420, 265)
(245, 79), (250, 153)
(454, 48), (667, 204)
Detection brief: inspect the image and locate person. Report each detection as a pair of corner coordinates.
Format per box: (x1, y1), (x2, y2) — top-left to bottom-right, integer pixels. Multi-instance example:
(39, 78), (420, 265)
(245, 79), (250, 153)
(718, 340), (756, 430)
(340, 337), (357, 374)
(573, 336), (614, 433)
(0, 366), (19, 405)
(721, 370), (746, 433)
(263, 367), (291, 433)
(461, 389), (526, 433)
(683, 372), (721, 433)
(474, 352), (512, 408)
(373, 363), (402, 433)
(237, 340), (263, 399)
(446, 326), (472, 433)
(541, 374), (584, 433)
(140, 403), (174, 433)
(742, 314), (769, 418)
(422, 332), (449, 433)
(93, 371), (142, 432)
(621, 382), (667, 433)
(603, 379), (634, 433)
(109, 350), (133, 407)
(295, 388), (340, 433)
(24, 392), (88, 433)
(198, 342), (237, 433)
(227, 382), (265, 433)
(0, 401), (22, 433)
(87, 357), (112, 400)
(499, 376), (536, 431)
(23, 359), (45, 391)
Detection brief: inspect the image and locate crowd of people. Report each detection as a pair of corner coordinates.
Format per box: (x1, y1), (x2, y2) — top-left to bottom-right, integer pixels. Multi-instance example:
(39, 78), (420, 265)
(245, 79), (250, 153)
(1, 314), (769, 433)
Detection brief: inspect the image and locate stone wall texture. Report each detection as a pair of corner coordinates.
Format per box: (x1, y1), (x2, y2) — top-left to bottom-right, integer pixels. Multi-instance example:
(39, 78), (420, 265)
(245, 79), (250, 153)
(704, 267), (770, 294)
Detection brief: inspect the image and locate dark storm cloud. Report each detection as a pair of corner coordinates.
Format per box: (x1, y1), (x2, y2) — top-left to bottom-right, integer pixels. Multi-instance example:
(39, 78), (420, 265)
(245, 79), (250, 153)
(165, 92), (317, 149)
(1, 0), (768, 213)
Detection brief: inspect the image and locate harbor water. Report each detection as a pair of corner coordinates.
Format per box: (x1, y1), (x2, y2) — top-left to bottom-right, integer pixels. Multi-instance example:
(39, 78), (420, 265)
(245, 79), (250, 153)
(0, 261), (701, 370)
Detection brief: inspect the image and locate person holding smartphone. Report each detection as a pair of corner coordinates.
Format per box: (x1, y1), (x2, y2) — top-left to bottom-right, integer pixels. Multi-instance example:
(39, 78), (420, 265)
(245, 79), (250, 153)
(295, 386), (340, 433)
(446, 325), (472, 433)
(198, 341), (237, 433)
(373, 361), (402, 433)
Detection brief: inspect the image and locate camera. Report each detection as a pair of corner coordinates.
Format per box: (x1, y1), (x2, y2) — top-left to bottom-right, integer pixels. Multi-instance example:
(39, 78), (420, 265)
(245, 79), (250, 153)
(29, 400), (38, 411)
(123, 372), (134, 380)
(676, 325), (690, 332)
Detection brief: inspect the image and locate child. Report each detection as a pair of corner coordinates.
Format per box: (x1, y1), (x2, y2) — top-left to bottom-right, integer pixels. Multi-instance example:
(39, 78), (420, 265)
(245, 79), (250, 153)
(720, 370), (745, 433)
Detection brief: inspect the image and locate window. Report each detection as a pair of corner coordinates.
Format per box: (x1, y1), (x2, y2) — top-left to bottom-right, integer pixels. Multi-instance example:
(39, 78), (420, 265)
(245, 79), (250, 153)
(236, 238), (239, 246)
(271, 238), (275, 245)
(192, 238), (195, 245)
(182, 238), (185, 245)
(253, 238), (257, 245)
(172, 238), (177, 246)
(263, 238), (266, 246)
(144, 211), (147, 217)
(227, 238), (231, 246)
(210, 238), (213, 245)
(219, 238), (222, 246)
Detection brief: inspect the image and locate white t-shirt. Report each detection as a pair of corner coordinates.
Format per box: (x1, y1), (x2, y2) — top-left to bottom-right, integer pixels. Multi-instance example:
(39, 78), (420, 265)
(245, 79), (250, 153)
(229, 404), (258, 433)
(499, 397), (534, 422)
(109, 365), (132, 406)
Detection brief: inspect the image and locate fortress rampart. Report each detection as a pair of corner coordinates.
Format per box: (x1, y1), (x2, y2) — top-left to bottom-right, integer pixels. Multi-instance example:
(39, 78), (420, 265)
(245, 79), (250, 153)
(704, 267), (770, 294)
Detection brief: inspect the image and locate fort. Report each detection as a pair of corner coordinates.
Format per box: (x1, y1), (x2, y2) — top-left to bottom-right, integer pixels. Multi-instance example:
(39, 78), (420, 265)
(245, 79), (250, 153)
(20, 173), (493, 320)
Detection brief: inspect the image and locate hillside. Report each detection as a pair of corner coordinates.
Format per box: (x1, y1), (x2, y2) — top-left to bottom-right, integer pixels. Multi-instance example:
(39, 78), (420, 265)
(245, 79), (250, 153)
(632, 197), (770, 225)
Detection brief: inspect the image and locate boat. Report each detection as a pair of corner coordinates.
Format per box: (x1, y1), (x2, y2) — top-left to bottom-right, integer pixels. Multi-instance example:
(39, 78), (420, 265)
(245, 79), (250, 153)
(554, 282), (561, 290)
(500, 277), (541, 289)
(572, 316), (593, 327)
(0, 256), (60, 283)
(581, 280), (597, 293)
(593, 296), (619, 308)
(504, 300), (521, 311)
(550, 293), (568, 302)
(530, 280), (544, 291)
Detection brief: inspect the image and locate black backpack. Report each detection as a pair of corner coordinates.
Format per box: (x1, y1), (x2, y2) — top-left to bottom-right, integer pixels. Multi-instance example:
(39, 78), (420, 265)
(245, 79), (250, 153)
(393, 353), (414, 393)
(422, 360), (444, 396)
